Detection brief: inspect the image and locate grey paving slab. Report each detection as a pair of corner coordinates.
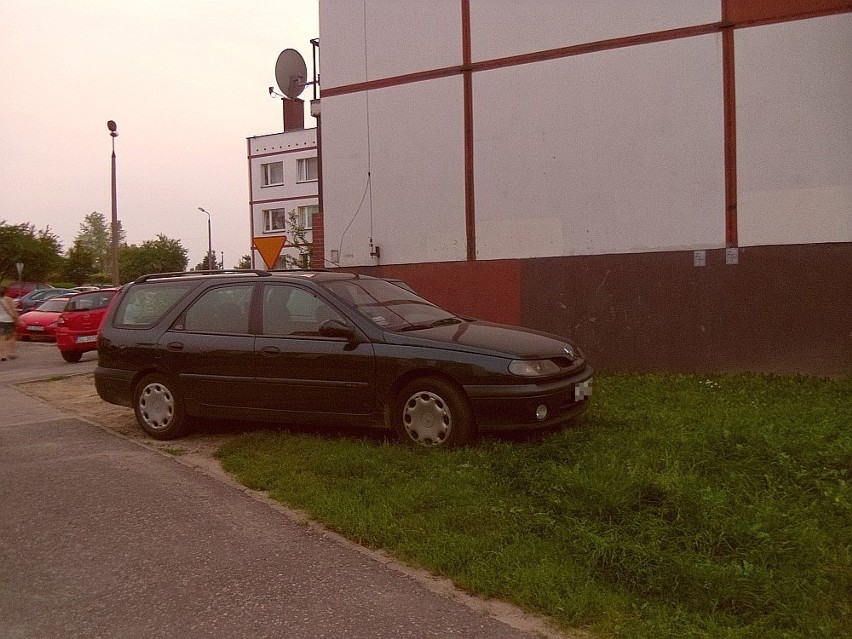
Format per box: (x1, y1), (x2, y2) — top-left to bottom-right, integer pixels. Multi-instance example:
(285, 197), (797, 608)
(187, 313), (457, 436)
(0, 342), (553, 639)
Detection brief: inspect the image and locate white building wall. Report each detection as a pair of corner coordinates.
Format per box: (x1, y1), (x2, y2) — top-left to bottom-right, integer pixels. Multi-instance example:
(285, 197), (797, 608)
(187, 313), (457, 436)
(469, 0), (720, 61)
(321, 77), (467, 266)
(474, 34), (725, 259)
(319, 1), (850, 267)
(319, 0), (462, 88)
(736, 13), (852, 246)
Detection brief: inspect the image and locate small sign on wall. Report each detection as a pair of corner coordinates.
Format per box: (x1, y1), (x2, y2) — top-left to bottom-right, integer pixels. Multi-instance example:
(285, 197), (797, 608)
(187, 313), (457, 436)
(726, 248), (739, 265)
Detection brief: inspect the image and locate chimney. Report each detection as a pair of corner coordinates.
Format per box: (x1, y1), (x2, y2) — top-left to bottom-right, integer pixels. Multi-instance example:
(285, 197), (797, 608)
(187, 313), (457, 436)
(283, 98), (305, 132)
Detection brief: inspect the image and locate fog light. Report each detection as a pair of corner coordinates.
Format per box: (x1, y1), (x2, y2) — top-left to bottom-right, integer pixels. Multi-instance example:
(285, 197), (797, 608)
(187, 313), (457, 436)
(535, 404), (548, 421)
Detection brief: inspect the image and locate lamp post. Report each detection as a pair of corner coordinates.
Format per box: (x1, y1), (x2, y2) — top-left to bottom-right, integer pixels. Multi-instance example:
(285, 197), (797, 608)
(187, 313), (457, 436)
(198, 207), (213, 270)
(107, 120), (120, 285)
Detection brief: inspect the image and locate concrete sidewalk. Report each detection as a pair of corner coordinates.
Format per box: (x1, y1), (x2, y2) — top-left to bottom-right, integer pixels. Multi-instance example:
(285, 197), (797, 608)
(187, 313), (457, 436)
(0, 343), (557, 638)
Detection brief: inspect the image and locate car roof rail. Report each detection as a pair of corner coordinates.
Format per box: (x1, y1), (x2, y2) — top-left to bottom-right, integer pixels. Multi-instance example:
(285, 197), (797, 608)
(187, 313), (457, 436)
(133, 269), (271, 284)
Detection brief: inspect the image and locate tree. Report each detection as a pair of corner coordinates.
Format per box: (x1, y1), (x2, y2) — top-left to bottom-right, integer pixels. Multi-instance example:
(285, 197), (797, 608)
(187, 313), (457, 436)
(119, 234), (187, 282)
(193, 251), (220, 272)
(63, 241), (97, 285)
(280, 208), (312, 269)
(0, 221), (64, 283)
(235, 255), (252, 269)
(75, 211), (125, 276)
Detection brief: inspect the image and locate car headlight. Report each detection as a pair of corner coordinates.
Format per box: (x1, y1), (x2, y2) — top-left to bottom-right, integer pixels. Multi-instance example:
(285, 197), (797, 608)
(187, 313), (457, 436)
(509, 359), (560, 377)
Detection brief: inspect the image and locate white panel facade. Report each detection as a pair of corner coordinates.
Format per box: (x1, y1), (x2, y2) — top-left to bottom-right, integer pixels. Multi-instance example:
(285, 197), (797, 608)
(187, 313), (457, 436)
(321, 77), (467, 266)
(248, 129), (317, 267)
(474, 34), (726, 259)
(469, 0), (720, 62)
(248, 130), (317, 200)
(319, 0), (461, 89)
(736, 13), (852, 246)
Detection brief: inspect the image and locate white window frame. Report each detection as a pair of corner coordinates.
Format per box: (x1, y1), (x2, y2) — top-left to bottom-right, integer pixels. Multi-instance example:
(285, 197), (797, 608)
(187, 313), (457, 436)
(263, 208), (287, 233)
(297, 205), (318, 230)
(261, 162), (284, 187)
(297, 157), (318, 183)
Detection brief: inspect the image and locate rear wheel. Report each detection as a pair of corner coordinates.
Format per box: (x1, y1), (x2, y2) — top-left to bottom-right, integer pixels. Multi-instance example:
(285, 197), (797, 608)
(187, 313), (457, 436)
(133, 374), (188, 440)
(393, 377), (474, 448)
(60, 350), (82, 363)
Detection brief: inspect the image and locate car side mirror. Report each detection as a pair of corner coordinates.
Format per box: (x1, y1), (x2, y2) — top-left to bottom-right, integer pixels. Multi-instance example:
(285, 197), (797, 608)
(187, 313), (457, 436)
(319, 318), (355, 339)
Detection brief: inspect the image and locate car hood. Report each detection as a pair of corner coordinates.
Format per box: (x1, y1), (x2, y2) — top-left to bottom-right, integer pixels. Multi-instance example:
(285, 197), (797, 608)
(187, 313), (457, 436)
(383, 319), (581, 360)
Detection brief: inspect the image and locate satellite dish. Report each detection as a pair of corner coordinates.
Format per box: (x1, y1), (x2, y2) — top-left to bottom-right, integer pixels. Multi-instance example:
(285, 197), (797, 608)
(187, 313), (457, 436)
(274, 49), (308, 100)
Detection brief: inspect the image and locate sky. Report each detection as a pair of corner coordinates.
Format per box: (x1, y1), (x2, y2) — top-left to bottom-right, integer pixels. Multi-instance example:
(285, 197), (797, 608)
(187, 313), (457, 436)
(0, 0), (318, 272)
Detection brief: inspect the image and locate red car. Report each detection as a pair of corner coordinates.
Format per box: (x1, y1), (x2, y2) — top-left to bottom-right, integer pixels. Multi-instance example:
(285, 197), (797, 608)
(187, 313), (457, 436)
(6, 281), (52, 299)
(55, 288), (119, 363)
(15, 297), (71, 341)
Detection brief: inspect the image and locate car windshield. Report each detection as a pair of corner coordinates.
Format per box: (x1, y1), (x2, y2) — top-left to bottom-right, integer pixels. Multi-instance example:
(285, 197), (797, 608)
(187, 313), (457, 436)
(36, 298), (69, 312)
(324, 278), (460, 331)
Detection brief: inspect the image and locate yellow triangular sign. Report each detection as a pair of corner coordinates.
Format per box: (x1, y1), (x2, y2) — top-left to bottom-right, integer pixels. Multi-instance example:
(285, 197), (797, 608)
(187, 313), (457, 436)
(253, 235), (287, 269)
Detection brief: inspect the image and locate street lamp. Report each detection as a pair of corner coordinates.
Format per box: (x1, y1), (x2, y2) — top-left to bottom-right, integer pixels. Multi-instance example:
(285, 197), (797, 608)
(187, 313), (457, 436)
(198, 207), (213, 270)
(107, 120), (119, 285)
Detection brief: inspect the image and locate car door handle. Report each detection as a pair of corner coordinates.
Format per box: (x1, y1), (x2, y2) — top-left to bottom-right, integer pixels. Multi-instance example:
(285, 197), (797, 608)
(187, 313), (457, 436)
(260, 346), (281, 356)
(167, 342), (184, 351)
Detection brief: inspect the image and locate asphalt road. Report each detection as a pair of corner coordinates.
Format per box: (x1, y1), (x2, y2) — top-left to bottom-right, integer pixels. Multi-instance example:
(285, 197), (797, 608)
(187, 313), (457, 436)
(0, 343), (554, 639)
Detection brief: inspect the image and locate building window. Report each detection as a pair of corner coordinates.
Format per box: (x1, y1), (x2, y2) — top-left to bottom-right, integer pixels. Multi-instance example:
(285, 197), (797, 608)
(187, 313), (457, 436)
(263, 208), (287, 232)
(297, 157), (318, 182)
(261, 162), (284, 186)
(297, 205), (318, 230)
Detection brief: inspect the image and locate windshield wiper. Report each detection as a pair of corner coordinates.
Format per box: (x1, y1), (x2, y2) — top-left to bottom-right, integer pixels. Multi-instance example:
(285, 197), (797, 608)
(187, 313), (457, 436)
(397, 317), (462, 332)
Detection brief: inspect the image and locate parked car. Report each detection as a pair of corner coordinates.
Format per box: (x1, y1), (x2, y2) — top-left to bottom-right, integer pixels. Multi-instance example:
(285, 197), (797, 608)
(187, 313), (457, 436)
(6, 281), (52, 299)
(55, 288), (120, 363)
(15, 288), (76, 312)
(95, 271), (592, 447)
(15, 297), (71, 341)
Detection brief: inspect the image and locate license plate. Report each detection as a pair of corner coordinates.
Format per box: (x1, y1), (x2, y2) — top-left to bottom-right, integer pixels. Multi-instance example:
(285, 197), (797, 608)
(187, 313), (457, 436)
(76, 335), (97, 343)
(575, 378), (593, 401)
(27, 326), (45, 332)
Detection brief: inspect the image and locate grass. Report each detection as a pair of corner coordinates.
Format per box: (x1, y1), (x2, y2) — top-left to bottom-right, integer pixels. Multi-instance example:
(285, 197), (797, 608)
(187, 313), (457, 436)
(215, 373), (851, 638)
(158, 446), (186, 456)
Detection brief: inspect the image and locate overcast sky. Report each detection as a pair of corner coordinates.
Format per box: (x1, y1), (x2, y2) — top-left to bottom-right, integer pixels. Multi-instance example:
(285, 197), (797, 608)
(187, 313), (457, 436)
(0, 0), (318, 271)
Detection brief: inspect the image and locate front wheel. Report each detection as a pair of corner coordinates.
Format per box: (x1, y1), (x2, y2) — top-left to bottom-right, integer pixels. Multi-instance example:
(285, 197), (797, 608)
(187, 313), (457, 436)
(133, 374), (188, 440)
(393, 377), (474, 448)
(60, 350), (82, 363)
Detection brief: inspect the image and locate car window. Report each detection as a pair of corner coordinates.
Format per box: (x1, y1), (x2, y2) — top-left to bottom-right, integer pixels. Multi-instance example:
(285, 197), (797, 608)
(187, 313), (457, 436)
(115, 282), (196, 327)
(180, 285), (252, 334)
(325, 278), (454, 330)
(66, 291), (116, 311)
(262, 284), (345, 337)
(34, 298), (69, 313)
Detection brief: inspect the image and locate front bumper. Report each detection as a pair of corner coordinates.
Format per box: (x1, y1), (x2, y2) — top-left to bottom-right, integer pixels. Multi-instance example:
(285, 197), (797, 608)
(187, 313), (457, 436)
(464, 365), (593, 432)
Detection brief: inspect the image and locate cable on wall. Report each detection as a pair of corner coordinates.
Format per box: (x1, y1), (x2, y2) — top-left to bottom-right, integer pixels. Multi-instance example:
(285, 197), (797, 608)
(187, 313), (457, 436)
(331, 0), (376, 266)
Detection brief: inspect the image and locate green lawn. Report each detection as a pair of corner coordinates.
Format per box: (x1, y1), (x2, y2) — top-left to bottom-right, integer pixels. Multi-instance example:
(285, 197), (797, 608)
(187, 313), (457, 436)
(215, 373), (851, 638)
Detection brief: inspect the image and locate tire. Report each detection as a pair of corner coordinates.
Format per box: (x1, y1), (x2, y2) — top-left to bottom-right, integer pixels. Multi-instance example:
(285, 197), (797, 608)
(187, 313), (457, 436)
(133, 374), (188, 440)
(60, 350), (82, 363)
(393, 377), (474, 448)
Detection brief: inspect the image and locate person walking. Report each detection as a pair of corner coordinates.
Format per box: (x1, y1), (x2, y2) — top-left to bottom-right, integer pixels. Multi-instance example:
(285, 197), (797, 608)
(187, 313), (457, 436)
(0, 285), (20, 361)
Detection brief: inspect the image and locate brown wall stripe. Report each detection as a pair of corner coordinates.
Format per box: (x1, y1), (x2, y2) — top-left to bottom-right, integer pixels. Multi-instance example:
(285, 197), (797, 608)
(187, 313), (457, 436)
(462, 0), (476, 260)
(722, 27), (738, 247)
